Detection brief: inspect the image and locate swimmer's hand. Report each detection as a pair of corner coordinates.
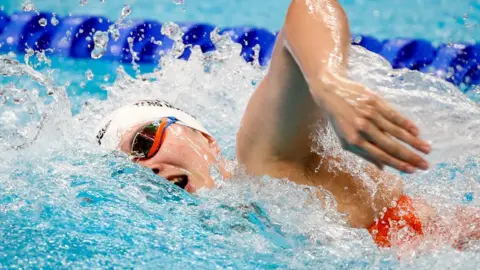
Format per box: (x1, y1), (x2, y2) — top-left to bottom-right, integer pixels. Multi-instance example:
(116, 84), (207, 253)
(313, 72), (431, 173)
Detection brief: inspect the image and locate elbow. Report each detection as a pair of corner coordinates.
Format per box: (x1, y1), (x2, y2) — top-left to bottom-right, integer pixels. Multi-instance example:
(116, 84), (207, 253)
(285, 0), (350, 33)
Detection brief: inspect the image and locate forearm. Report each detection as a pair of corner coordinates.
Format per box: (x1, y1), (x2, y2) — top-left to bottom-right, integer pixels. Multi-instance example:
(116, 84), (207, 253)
(283, 0), (351, 90)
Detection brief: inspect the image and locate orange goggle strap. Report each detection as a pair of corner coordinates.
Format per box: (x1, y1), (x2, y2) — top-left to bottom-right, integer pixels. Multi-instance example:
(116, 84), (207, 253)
(146, 118), (170, 158)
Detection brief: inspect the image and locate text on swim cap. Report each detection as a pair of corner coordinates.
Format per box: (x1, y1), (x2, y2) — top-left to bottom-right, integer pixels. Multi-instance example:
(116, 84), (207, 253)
(96, 120), (111, 145)
(132, 100), (197, 119)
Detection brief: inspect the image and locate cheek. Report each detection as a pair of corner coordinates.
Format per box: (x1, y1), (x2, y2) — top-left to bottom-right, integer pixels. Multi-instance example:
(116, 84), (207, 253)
(157, 134), (214, 172)
(157, 141), (198, 165)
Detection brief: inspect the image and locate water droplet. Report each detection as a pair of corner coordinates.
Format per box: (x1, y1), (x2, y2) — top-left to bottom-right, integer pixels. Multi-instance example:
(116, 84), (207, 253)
(22, 2), (35, 12)
(80, 82), (86, 88)
(171, 42), (185, 58)
(161, 22), (184, 41)
(85, 69), (94, 81)
(80, 0), (88, 6)
(51, 16), (59, 26)
(38, 18), (48, 27)
(33, 49), (52, 67)
(0, 6), (4, 11)
(91, 31), (109, 59)
(172, 0), (185, 4)
(103, 74), (110, 82)
(110, 28), (120, 41)
(152, 39), (163, 46)
(121, 5), (132, 18)
(24, 48), (35, 65)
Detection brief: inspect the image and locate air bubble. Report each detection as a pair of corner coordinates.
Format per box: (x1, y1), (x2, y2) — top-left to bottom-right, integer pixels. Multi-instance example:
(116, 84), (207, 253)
(172, 0), (185, 4)
(80, 0), (88, 6)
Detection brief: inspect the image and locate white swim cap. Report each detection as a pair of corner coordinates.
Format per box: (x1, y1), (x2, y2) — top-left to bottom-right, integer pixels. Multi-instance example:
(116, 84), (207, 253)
(94, 99), (211, 150)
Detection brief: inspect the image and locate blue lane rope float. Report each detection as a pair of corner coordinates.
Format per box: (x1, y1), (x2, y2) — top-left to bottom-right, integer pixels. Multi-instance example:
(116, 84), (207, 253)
(0, 10), (479, 88)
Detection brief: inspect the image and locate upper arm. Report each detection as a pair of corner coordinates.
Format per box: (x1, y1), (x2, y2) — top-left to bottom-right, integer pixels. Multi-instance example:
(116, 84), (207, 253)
(236, 30), (326, 173)
(236, 0), (351, 174)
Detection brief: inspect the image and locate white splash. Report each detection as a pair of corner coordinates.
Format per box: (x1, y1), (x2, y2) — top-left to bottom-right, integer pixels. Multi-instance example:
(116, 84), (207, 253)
(0, 32), (479, 268)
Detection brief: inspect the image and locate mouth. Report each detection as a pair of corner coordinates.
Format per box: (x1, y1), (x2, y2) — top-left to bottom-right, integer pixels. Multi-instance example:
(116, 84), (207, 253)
(166, 174), (191, 191)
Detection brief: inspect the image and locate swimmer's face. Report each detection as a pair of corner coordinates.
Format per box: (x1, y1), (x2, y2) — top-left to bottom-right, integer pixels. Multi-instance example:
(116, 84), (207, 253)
(119, 122), (230, 193)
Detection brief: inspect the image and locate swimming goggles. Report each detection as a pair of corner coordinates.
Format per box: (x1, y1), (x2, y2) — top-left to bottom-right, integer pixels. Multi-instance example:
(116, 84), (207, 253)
(130, 117), (178, 160)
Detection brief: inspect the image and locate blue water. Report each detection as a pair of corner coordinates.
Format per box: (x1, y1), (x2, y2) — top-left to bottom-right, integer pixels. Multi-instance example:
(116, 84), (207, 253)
(1, 0), (480, 269)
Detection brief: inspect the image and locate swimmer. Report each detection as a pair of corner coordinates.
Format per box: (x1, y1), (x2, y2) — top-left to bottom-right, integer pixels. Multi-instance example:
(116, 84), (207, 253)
(95, 0), (480, 249)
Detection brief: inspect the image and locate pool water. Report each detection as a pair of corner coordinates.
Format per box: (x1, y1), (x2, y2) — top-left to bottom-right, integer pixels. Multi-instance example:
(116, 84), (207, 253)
(4, 0), (480, 43)
(1, 0), (480, 269)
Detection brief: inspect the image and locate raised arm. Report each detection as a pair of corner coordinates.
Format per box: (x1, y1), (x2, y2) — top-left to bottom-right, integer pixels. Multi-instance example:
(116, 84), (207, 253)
(237, 0), (431, 174)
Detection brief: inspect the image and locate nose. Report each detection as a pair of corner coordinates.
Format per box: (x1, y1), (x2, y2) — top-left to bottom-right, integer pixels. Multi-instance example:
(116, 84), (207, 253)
(150, 165), (190, 190)
(149, 164), (180, 179)
(150, 163), (167, 176)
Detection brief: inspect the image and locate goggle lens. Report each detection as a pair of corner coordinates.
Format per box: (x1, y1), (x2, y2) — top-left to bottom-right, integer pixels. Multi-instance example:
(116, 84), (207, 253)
(130, 117), (176, 159)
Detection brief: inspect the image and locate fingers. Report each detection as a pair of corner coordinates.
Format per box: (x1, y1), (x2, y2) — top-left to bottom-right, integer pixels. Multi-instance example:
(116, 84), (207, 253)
(354, 138), (418, 174)
(359, 108), (431, 154)
(354, 117), (429, 172)
(376, 99), (420, 137)
(340, 139), (385, 170)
